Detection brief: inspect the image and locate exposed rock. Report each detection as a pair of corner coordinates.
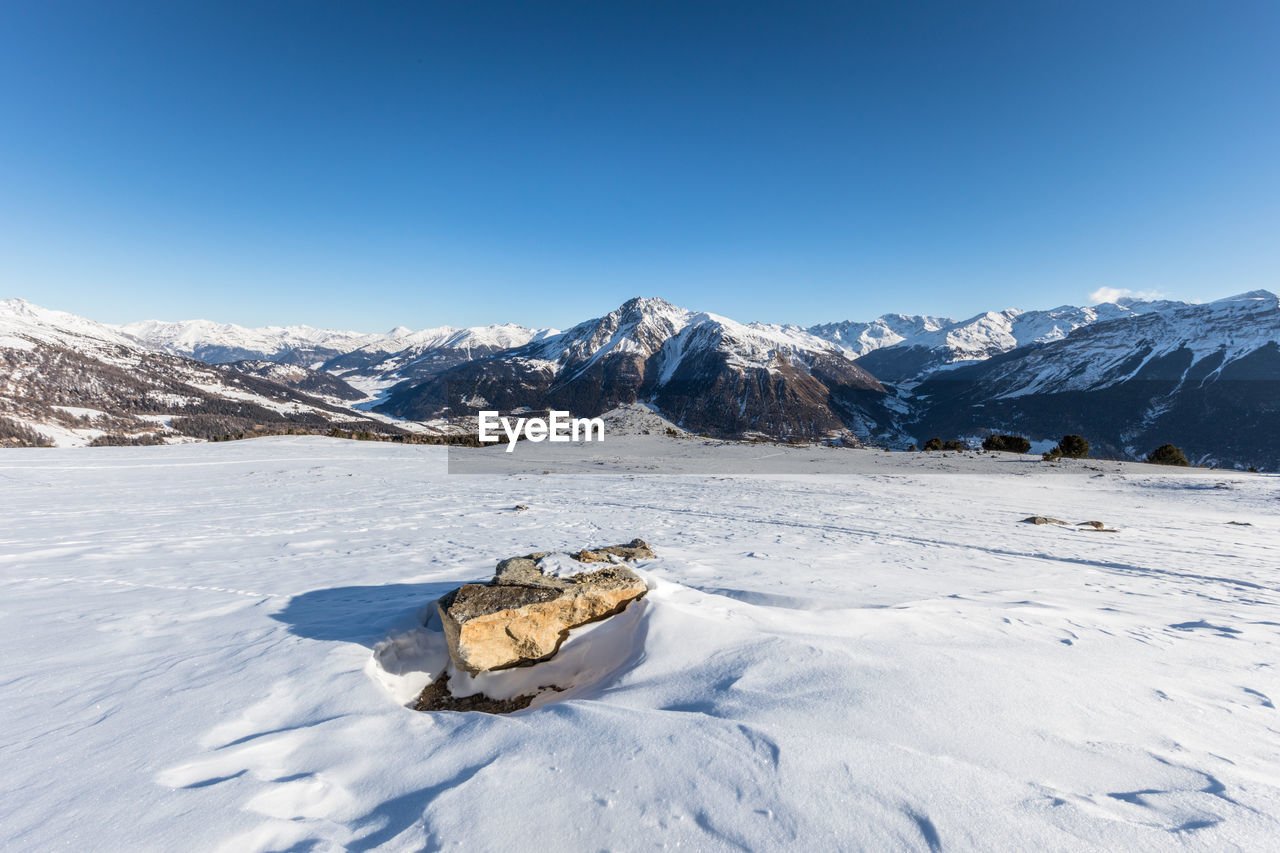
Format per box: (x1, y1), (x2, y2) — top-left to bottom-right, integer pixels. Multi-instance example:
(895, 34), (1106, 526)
(512, 503), (529, 512)
(1022, 516), (1068, 525)
(1075, 520), (1120, 532)
(571, 538), (655, 564)
(1227, 521), (1253, 526)
(437, 540), (651, 674)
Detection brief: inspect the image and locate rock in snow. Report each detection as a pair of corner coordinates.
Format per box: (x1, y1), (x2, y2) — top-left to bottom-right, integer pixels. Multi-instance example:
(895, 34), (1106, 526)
(434, 540), (652, 676)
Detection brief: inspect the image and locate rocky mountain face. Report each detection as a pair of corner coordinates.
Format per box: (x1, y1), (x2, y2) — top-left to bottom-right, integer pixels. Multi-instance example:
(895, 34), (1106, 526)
(908, 291), (1280, 468)
(375, 297), (895, 442)
(0, 299), (408, 446)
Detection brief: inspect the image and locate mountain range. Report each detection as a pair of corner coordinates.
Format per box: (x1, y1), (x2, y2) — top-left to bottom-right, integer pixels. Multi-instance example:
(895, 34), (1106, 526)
(0, 299), (413, 446)
(2, 291), (1277, 468)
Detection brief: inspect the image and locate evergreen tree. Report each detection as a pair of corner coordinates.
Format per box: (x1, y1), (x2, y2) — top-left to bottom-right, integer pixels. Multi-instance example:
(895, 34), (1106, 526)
(1146, 444), (1189, 466)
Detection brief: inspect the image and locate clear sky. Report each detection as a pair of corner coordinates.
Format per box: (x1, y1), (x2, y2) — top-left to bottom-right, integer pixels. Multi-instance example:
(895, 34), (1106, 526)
(1, 1), (1276, 331)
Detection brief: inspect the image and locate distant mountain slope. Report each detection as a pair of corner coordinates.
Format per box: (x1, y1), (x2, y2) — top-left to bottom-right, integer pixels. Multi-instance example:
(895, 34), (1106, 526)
(0, 299), (406, 446)
(807, 313), (951, 358)
(322, 324), (557, 393)
(120, 315), (557, 396)
(910, 291), (1280, 467)
(118, 317), (379, 366)
(377, 297), (896, 442)
(223, 360), (367, 401)
(854, 299), (1181, 383)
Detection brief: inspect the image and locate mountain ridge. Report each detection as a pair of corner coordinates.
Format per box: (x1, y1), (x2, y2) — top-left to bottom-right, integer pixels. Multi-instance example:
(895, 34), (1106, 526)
(3, 291), (1278, 466)
(0, 298), (420, 447)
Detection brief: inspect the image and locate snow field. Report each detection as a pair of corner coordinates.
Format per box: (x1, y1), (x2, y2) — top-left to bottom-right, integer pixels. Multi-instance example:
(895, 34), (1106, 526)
(1, 436), (1277, 851)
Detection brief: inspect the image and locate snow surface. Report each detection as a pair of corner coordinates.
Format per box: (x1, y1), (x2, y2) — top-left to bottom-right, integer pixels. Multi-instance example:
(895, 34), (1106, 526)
(2, 436), (1279, 851)
(537, 552), (606, 577)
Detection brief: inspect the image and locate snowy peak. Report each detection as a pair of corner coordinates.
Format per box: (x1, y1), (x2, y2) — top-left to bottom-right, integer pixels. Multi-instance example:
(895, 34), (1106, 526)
(117, 313), (555, 383)
(0, 299), (411, 447)
(322, 321), (558, 390)
(808, 314), (951, 358)
(851, 297), (1191, 383)
(608, 296), (696, 341)
(616, 295), (687, 322)
(413, 323), (552, 353)
(1209, 288), (1279, 307)
(911, 288), (1280, 467)
(1, 297), (140, 352)
(648, 316), (845, 387)
(118, 316), (376, 364)
(527, 296), (696, 365)
(376, 296), (890, 442)
(524, 296), (851, 378)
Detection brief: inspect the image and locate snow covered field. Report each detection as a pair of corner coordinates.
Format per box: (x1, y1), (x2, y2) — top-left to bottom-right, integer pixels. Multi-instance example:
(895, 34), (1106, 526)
(2, 436), (1278, 851)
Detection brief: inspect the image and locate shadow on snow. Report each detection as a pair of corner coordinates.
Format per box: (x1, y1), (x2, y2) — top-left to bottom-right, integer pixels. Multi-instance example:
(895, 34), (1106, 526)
(269, 581), (458, 646)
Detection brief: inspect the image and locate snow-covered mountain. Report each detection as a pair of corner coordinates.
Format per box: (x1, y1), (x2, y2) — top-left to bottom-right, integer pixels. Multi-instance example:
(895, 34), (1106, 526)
(807, 313), (951, 358)
(0, 299), (409, 447)
(377, 297), (895, 442)
(119, 315), (554, 373)
(7, 290), (1280, 465)
(121, 315), (558, 402)
(118, 317), (382, 366)
(222, 360), (367, 402)
(911, 290), (1280, 466)
(854, 298), (1181, 383)
(2, 297), (148, 354)
(322, 323), (558, 396)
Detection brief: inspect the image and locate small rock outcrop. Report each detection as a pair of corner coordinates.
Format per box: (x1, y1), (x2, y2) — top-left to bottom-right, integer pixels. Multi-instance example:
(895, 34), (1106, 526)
(1075, 520), (1118, 532)
(437, 539), (652, 675)
(1022, 516), (1119, 532)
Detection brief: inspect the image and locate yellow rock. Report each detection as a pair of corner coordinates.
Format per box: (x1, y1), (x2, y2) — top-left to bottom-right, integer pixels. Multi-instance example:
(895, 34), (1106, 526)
(436, 541), (652, 674)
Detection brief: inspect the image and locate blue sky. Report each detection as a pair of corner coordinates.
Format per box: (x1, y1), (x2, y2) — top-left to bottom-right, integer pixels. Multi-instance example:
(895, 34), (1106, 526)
(1, 1), (1276, 331)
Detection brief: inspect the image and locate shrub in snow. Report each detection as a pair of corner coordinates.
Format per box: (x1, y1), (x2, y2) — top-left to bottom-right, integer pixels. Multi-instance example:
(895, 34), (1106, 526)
(942, 439), (965, 451)
(982, 434), (1032, 453)
(1146, 444), (1190, 466)
(89, 433), (164, 447)
(923, 437), (943, 451)
(1045, 434), (1090, 460)
(0, 416), (52, 448)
